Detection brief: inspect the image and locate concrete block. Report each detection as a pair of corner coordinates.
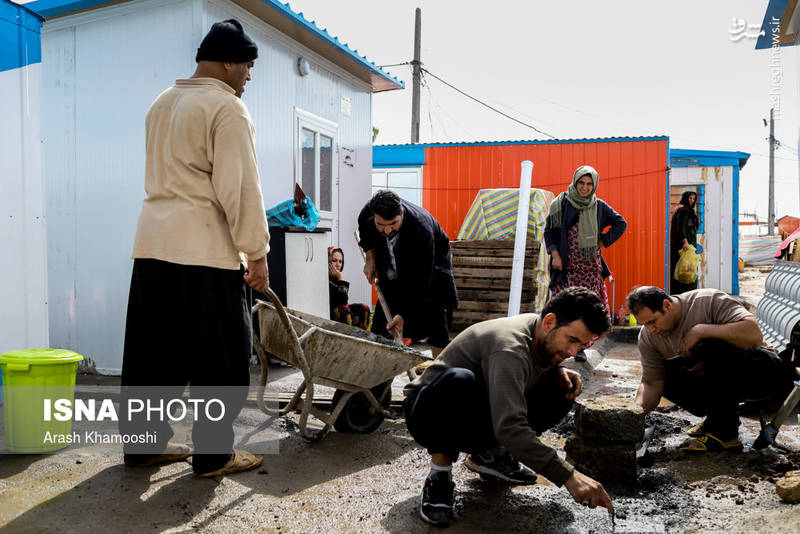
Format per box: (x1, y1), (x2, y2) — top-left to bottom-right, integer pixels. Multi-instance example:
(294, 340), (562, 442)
(776, 470), (800, 503)
(574, 395), (645, 443)
(565, 435), (637, 484)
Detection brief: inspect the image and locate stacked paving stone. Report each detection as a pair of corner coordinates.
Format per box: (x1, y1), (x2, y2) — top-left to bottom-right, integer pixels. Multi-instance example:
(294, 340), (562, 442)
(776, 470), (800, 503)
(564, 395), (645, 484)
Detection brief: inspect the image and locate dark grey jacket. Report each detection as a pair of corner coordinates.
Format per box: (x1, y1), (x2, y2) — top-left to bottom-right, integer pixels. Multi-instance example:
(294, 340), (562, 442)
(543, 197), (626, 288)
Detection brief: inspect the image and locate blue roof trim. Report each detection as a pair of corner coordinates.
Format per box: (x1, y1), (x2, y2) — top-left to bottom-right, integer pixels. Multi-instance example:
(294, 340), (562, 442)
(376, 136), (669, 150)
(24, 0), (404, 89)
(756, 0), (789, 50)
(373, 146), (425, 167)
(670, 149), (750, 169)
(22, 0), (109, 18)
(268, 1), (403, 89)
(0, 0), (43, 73)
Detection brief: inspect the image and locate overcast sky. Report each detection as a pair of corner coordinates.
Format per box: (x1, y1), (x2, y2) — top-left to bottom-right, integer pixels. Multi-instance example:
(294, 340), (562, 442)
(288, 0), (800, 222)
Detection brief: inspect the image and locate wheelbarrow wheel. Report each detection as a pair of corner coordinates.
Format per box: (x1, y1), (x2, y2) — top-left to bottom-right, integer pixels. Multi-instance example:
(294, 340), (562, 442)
(331, 381), (392, 434)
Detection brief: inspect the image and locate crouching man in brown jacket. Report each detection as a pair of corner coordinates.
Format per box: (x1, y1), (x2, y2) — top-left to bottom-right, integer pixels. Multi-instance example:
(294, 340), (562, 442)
(404, 287), (613, 526)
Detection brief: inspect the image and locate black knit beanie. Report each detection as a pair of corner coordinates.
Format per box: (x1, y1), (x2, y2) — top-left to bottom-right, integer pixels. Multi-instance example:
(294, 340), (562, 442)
(195, 19), (258, 63)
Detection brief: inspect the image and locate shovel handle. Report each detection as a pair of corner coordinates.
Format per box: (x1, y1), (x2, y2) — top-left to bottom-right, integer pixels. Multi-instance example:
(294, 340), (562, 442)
(354, 231), (403, 344)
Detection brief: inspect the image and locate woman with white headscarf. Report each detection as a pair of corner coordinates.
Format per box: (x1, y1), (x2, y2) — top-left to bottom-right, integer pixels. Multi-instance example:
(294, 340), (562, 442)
(544, 165), (627, 326)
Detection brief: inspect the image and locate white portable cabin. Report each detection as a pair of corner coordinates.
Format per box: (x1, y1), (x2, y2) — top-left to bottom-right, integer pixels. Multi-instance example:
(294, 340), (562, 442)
(0, 0), (49, 352)
(11, 0), (402, 373)
(669, 149), (750, 295)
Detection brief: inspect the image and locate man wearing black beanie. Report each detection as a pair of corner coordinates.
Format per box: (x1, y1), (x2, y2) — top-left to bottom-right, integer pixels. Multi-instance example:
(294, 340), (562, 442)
(194, 18), (259, 97)
(120, 19), (269, 477)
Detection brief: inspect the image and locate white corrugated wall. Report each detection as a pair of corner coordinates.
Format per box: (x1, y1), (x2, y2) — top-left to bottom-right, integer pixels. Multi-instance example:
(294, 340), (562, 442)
(0, 8), (49, 353)
(204, 0), (374, 307)
(41, 0), (374, 373)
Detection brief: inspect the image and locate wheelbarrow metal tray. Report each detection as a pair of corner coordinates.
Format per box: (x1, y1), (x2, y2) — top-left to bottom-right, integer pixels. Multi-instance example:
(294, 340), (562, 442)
(256, 300), (430, 389)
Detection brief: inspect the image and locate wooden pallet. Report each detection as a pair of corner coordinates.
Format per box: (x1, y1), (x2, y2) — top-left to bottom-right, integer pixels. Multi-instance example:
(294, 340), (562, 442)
(450, 239), (541, 333)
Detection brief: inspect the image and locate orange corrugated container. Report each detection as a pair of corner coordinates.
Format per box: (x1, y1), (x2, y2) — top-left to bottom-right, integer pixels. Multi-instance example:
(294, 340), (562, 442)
(374, 137), (670, 306)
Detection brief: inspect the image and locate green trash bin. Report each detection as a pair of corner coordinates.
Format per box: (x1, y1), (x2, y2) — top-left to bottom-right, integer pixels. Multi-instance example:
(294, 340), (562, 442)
(0, 349), (84, 452)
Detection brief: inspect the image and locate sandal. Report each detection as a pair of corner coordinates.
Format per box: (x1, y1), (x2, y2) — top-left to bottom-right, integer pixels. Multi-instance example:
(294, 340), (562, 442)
(687, 421), (705, 437)
(681, 433), (743, 453)
(413, 361), (435, 376)
(197, 450), (263, 477)
(124, 442), (194, 467)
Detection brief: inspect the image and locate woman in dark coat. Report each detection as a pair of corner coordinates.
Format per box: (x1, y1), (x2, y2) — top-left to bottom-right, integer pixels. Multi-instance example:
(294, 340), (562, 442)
(328, 247), (371, 329)
(544, 165), (627, 318)
(328, 247), (350, 319)
(670, 191), (699, 294)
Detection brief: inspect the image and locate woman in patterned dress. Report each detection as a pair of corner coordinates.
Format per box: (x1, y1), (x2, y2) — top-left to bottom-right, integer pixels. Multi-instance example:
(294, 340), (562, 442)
(544, 166), (627, 356)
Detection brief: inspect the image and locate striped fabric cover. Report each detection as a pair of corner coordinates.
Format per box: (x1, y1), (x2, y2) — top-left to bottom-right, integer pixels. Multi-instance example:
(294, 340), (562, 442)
(457, 188), (555, 311)
(457, 188), (552, 241)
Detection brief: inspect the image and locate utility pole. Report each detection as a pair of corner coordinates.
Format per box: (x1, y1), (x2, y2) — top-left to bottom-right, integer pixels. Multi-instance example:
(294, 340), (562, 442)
(410, 7), (421, 143)
(768, 108), (775, 236)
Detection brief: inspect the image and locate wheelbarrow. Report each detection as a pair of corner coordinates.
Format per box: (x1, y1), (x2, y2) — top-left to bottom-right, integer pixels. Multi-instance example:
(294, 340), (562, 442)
(252, 288), (431, 441)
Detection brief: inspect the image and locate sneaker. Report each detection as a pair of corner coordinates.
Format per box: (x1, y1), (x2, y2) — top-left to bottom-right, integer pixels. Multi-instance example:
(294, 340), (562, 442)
(419, 473), (455, 526)
(680, 432), (743, 453)
(574, 350), (587, 362)
(464, 450), (538, 484)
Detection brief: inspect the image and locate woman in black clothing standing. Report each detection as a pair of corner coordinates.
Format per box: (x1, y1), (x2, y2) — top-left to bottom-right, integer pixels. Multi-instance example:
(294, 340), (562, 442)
(670, 191), (699, 294)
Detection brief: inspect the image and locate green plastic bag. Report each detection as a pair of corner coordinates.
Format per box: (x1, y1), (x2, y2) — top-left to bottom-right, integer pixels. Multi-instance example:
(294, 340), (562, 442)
(674, 245), (699, 284)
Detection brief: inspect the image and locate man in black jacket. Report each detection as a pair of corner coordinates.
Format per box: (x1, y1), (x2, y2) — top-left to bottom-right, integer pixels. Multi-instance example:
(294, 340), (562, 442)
(358, 190), (457, 356)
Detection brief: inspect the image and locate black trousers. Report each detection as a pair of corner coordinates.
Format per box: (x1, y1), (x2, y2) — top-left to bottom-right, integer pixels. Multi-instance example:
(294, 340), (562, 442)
(120, 258), (251, 473)
(372, 278), (451, 348)
(404, 367), (573, 461)
(663, 338), (794, 439)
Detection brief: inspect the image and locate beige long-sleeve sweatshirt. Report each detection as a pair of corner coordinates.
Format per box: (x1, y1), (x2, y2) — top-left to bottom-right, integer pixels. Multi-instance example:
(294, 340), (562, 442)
(132, 77), (269, 270)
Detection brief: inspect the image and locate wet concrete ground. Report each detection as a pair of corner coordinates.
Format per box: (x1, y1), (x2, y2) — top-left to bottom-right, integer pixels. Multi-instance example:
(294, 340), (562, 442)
(1, 342), (799, 533)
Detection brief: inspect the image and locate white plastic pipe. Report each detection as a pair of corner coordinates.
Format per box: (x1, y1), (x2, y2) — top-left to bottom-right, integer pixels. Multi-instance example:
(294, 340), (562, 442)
(508, 160), (534, 316)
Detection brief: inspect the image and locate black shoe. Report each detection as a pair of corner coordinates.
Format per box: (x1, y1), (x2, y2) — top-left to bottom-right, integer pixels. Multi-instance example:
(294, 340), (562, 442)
(465, 450), (537, 484)
(574, 350), (587, 362)
(419, 473), (454, 526)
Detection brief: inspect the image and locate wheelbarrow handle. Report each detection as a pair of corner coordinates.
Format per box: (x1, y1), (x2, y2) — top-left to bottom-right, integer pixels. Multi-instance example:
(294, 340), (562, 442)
(254, 288), (310, 376)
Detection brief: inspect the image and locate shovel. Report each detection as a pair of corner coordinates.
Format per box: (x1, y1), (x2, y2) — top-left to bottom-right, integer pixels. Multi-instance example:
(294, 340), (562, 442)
(354, 232), (415, 381)
(636, 425), (655, 460)
(753, 376), (800, 451)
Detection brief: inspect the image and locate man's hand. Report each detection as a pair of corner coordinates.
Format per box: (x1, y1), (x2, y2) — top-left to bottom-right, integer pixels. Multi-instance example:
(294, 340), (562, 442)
(682, 238), (689, 251)
(679, 324), (706, 356)
(564, 470), (614, 513)
(363, 249), (378, 283)
(328, 262), (342, 281)
(557, 367), (582, 400)
(636, 380), (665, 414)
(551, 251), (563, 271)
(386, 314), (404, 338)
(244, 255), (269, 293)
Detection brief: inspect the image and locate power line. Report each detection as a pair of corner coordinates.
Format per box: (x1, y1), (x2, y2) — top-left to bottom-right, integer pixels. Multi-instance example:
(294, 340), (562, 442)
(775, 138), (799, 156)
(748, 152), (799, 162)
(420, 67), (556, 139)
(378, 61), (412, 69)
